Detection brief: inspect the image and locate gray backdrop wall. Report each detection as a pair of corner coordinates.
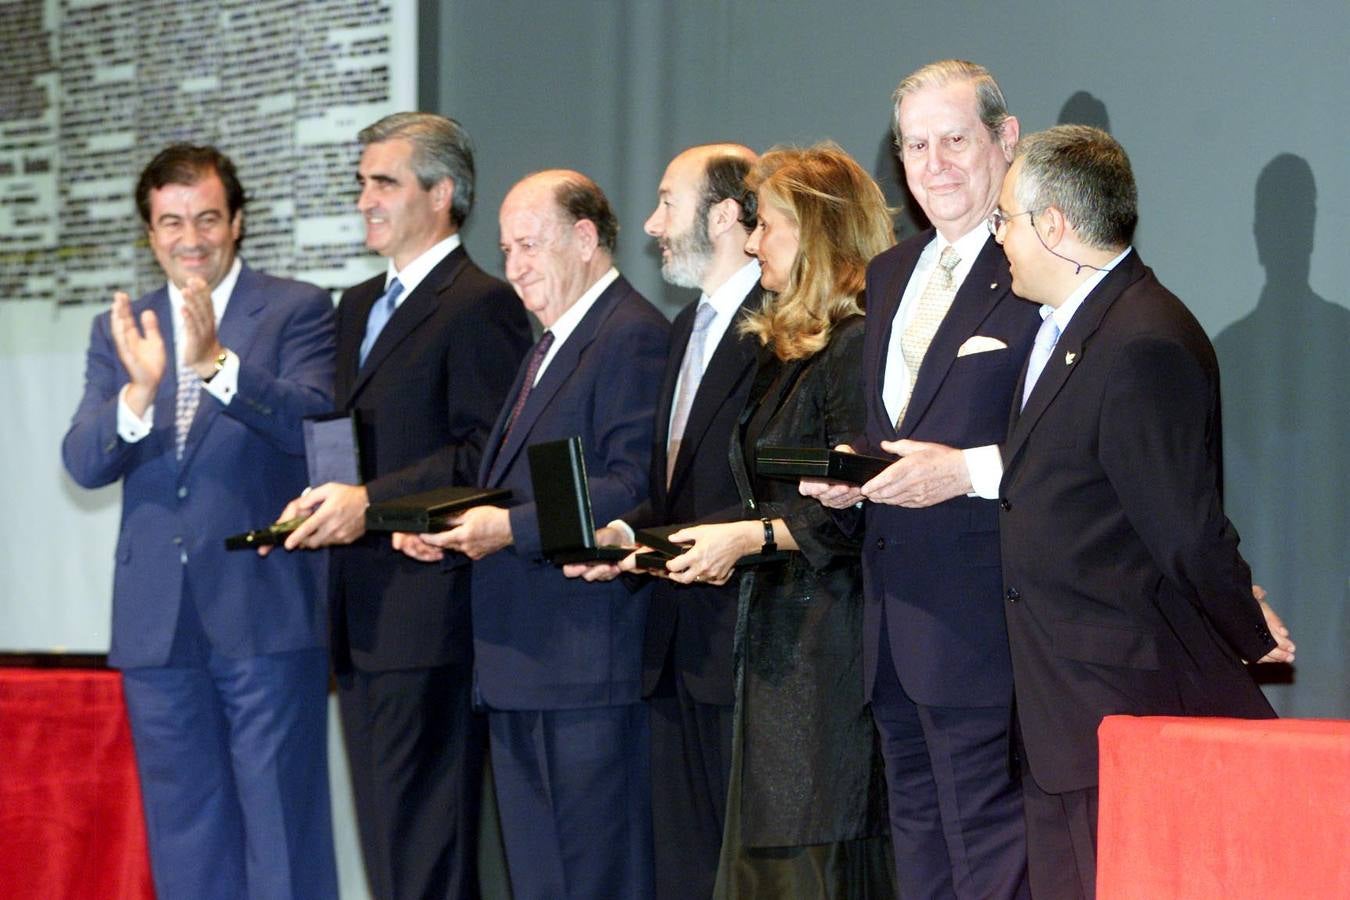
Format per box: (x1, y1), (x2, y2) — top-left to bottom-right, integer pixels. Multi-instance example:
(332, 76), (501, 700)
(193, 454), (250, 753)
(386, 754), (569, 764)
(429, 0), (1349, 718)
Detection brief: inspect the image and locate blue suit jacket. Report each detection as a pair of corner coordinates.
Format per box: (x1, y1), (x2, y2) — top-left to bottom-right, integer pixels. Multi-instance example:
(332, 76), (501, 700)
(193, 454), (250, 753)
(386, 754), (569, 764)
(857, 233), (1040, 707)
(471, 275), (669, 710)
(62, 264), (336, 668)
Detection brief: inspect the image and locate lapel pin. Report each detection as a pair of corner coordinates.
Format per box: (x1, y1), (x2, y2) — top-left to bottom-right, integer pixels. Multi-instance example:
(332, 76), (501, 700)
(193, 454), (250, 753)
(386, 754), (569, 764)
(1064, 350), (1077, 365)
(990, 282), (999, 290)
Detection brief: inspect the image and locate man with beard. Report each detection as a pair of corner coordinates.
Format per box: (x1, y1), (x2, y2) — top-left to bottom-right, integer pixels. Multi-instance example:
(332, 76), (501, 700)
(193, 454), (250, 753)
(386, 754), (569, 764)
(568, 143), (763, 899)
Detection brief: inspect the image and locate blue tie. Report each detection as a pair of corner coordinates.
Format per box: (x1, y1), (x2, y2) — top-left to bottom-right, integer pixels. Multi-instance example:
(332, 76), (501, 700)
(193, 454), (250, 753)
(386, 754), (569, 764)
(359, 277), (404, 366)
(1021, 314), (1063, 410)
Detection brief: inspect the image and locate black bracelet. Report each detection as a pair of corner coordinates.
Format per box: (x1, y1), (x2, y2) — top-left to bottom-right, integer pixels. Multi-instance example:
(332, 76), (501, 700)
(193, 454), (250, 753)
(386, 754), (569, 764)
(760, 517), (776, 554)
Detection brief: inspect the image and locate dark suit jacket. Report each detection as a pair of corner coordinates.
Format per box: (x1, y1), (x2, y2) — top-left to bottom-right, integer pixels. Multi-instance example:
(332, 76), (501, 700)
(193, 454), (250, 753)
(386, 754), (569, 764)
(857, 233), (1041, 706)
(731, 316), (890, 846)
(62, 264), (335, 667)
(999, 250), (1277, 794)
(629, 286), (764, 705)
(471, 275), (669, 710)
(330, 245), (532, 672)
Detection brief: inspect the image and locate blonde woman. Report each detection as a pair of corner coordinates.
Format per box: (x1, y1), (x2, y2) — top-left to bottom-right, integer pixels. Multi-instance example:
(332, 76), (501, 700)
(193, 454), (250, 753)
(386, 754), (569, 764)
(655, 144), (897, 898)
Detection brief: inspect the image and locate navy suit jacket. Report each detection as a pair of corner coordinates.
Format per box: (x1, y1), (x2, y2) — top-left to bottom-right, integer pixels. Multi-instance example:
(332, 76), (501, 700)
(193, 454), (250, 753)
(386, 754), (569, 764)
(329, 246), (531, 672)
(471, 275), (669, 710)
(62, 264), (336, 668)
(632, 287), (764, 705)
(857, 233), (1040, 706)
(999, 251), (1276, 793)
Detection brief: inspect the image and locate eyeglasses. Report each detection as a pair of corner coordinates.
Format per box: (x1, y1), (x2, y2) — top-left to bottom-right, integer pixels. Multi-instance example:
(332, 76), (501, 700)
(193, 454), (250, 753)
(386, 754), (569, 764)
(987, 208), (1035, 236)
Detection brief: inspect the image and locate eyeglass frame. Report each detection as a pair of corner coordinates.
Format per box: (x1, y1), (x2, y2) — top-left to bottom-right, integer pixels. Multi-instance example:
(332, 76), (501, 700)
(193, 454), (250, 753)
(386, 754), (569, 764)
(987, 207), (1037, 237)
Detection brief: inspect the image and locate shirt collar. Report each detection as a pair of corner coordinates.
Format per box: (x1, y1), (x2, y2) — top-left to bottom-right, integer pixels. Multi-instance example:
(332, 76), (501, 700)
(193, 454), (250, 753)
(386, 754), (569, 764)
(1043, 246), (1133, 331)
(386, 233), (462, 302)
(548, 266), (620, 347)
(167, 256), (242, 323)
(929, 225), (993, 287)
(702, 260), (761, 313)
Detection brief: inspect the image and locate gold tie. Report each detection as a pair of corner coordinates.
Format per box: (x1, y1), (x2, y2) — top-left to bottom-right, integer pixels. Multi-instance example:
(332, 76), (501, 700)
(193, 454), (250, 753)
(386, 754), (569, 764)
(895, 245), (960, 427)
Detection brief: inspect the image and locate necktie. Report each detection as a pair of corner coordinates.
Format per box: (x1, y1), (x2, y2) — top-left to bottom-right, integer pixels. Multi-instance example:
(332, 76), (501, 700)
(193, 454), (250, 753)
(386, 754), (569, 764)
(500, 330), (555, 448)
(895, 245), (961, 426)
(666, 301), (717, 486)
(358, 277), (405, 367)
(1020, 315), (1063, 410)
(174, 361), (201, 460)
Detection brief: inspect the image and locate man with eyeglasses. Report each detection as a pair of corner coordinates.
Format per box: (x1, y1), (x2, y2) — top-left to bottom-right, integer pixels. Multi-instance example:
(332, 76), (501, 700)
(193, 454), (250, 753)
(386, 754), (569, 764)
(804, 59), (1040, 898)
(992, 124), (1293, 899)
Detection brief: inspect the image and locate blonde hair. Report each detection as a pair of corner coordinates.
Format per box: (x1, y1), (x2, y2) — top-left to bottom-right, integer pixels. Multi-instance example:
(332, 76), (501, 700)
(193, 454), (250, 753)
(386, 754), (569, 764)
(740, 143), (894, 361)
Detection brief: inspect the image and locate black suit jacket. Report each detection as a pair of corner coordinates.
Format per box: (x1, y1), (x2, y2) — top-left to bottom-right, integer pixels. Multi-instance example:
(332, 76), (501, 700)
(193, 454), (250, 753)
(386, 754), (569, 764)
(858, 233), (1041, 706)
(631, 286), (765, 705)
(330, 246), (532, 672)
(999, 250), (1276, 794)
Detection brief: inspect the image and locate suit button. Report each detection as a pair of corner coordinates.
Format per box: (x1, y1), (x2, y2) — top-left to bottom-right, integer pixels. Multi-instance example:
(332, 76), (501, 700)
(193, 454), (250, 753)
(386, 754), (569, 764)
(875, 537), (885, 550)
(1000, 499), (1012, 511)
(177, 486), (188, 499)
(1006, 587), (1021, 602)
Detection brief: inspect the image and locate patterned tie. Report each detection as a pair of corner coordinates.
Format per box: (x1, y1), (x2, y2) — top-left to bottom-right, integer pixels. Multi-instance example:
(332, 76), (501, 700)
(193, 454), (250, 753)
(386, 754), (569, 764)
(358, 277), (404, 367)
(1020, 315), (1063, 410)
(500, 330), (555, 448)
(666, 301), (717, 486)
(174, 360), (201, 460)
(895, 245), (961, 426)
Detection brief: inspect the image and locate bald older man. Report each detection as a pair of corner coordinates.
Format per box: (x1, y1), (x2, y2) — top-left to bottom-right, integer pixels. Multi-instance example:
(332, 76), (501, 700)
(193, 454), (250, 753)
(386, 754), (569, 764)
(401, 170), (669, 899)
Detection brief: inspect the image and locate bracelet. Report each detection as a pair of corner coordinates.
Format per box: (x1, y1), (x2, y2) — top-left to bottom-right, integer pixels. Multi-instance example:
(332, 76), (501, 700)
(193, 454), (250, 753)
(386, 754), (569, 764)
(760, 517), (776, 555)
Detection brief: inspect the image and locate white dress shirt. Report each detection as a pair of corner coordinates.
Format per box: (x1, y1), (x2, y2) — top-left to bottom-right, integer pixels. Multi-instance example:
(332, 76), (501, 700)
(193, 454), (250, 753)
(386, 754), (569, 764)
(666, 260), (761, 437)
(881, 226), (1004, 498)
(534, 266), (620, 384)
(117, 257), (244, 442)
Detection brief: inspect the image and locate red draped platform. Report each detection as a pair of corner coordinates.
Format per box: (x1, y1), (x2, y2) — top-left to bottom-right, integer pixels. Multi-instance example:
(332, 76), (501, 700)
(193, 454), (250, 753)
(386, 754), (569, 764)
(0, 667), (153, 899)
(1098, 715), (1350, 899)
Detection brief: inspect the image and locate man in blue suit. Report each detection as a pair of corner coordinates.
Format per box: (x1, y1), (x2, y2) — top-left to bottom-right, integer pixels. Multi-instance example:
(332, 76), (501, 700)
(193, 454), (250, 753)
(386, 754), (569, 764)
(397, 170), (669, 899)
(806, 60), (1039, 898)
(62, 144), (337, 899)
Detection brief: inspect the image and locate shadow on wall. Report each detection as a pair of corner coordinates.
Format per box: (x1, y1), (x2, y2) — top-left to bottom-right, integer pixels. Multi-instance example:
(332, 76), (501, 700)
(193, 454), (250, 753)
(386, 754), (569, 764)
(1212, 154), (1350, 718)
(1057, 91), (1111, 133)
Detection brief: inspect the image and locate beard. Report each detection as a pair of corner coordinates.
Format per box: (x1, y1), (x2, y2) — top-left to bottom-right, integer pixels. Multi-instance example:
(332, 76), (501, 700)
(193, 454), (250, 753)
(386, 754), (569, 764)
(660, 217), (714, 289)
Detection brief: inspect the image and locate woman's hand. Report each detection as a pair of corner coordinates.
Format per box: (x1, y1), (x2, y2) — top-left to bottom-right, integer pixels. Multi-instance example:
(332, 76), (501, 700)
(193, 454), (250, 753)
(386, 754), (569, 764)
(663, 521), (762, 586)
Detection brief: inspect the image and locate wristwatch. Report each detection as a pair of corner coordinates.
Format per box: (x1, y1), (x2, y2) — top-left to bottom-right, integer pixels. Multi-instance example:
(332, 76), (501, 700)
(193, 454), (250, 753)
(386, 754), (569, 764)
(759, 517), (777, 555)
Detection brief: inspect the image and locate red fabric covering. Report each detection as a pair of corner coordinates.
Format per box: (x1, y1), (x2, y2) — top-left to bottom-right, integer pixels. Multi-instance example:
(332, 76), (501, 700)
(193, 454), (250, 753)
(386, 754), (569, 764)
(0, 668), (154, 899)
(1098, 715), (1350, 899)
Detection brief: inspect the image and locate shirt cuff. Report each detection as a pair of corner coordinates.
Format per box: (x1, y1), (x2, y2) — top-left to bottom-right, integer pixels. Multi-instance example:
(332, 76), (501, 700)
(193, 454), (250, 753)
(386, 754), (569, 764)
(201, 350), (239, 405)
(963, 444), (1004, 499)
(117, 385), (154, 443)
(607, 519), (636, 545)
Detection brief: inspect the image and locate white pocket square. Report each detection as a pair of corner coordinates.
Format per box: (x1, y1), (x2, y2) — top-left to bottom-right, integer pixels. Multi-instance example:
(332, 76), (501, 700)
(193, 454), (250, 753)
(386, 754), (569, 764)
(956, 336), (1008, 356)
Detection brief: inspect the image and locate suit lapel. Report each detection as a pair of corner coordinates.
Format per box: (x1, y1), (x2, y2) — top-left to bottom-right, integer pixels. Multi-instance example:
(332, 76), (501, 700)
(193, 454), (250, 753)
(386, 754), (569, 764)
(898, 241), (1010, 436)
(667, 288), (762, 500)
(1004, 250), (1145, 470)
(179, 265), (268, 466)
(867, 237), (924, 441)
(486, 277), (629, 486)
(649, 301), (696, 504)
(348, 248), (470, 403)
